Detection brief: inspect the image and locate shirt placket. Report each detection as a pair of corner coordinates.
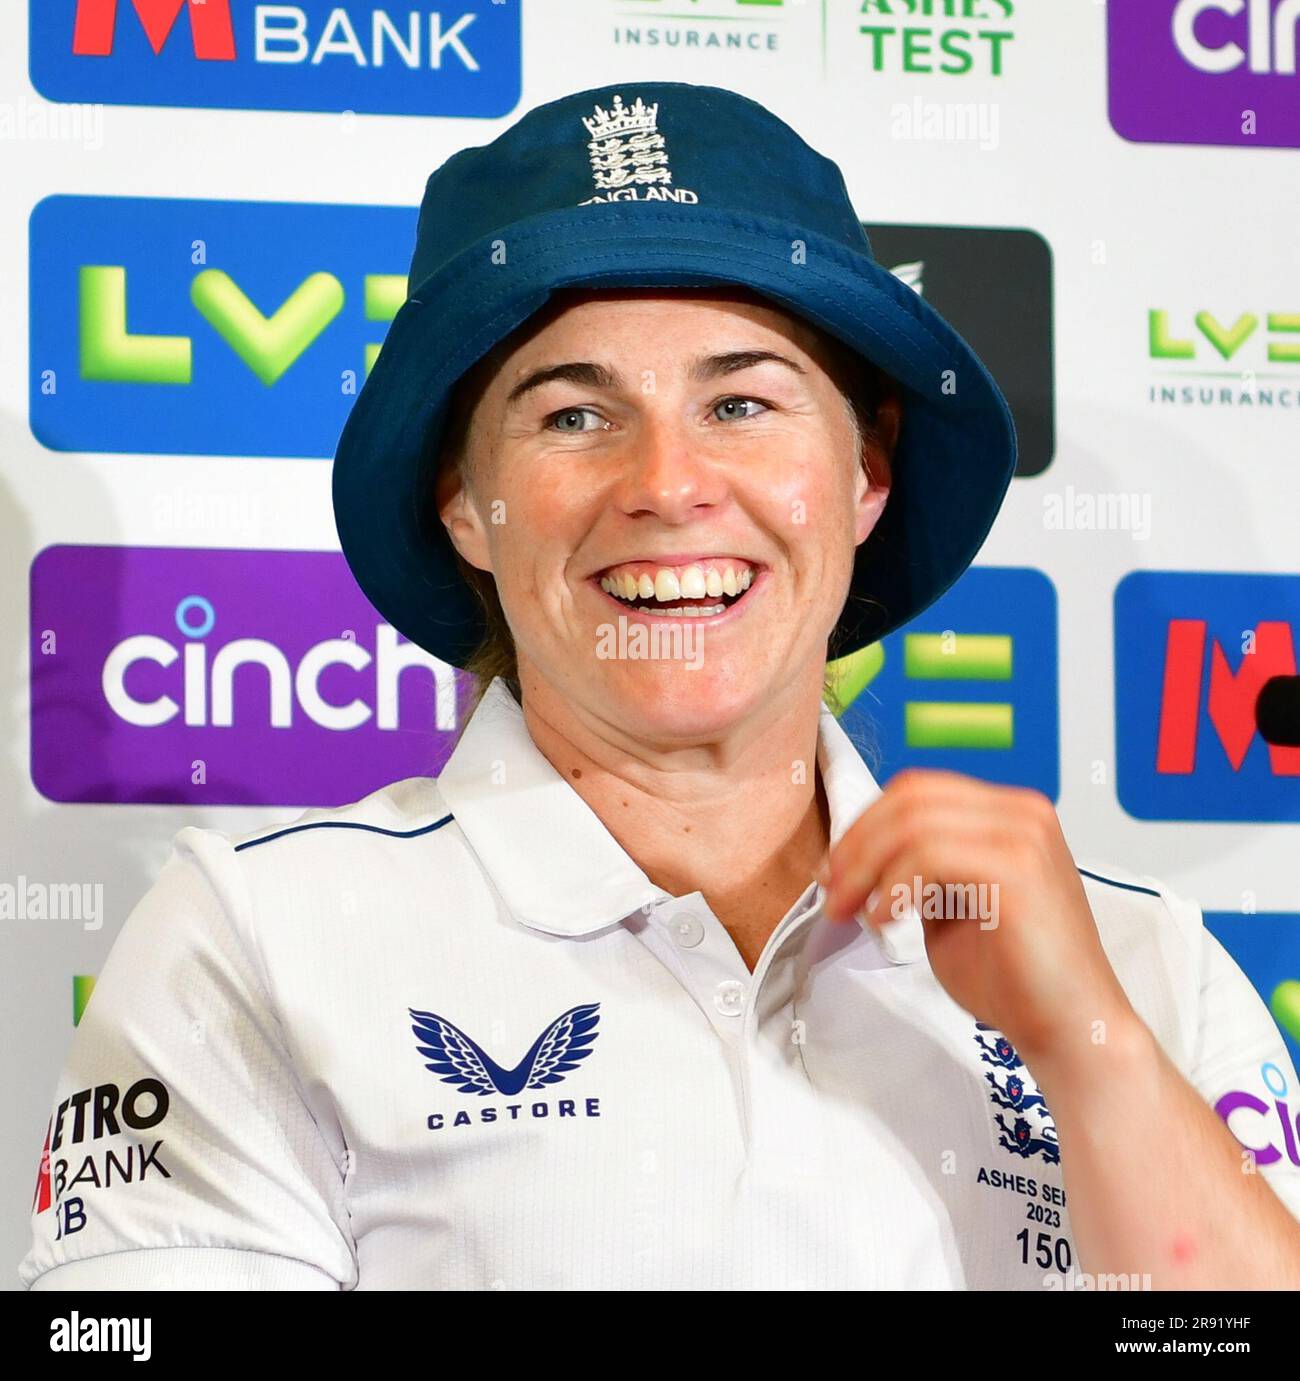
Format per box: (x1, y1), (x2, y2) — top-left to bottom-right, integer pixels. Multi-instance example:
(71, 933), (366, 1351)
(629, 886), (829, 1158)
(629, 889), (889, 1285)
(632, 896), (753, 1039)
(739, 890), (842, 1178)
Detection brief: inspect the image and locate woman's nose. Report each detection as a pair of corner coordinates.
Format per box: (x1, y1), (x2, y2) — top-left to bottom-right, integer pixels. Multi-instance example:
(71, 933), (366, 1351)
(615, 417), (727, 522)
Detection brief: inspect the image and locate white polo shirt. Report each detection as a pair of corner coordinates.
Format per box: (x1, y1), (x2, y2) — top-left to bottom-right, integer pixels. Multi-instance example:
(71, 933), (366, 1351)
(21, 677), (1300, 1290)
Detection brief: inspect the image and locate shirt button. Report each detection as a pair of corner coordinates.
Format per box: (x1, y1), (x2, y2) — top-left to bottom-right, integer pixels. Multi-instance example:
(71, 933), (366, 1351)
(713, 979), (747, 1017)
(668, 912), (705, 949)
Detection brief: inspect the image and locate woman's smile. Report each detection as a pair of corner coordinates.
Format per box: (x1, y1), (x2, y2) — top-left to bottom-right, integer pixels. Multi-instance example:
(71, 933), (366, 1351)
(590, 556), (766, 625)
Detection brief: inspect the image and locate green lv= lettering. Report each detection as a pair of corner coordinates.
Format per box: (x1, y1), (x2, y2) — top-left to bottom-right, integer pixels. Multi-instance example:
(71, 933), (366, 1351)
(190, 270), (345, 386)
(1193, 311), (1259, 361)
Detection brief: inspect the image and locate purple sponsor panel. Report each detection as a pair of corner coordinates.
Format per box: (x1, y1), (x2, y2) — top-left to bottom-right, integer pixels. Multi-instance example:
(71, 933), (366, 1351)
(30, 546), (470, 807)
(1108, 0), (1300, 149)
(1216, 1076), (1300, 1167)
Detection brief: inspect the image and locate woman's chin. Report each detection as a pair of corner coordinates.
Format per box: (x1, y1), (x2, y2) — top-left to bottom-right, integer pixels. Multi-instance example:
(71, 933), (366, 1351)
(590, 657), (770, 740)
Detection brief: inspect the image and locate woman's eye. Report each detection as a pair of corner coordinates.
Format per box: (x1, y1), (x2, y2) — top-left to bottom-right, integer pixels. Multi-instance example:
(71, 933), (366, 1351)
(548, 407), (604, 433)
(712, 396), (767, 422)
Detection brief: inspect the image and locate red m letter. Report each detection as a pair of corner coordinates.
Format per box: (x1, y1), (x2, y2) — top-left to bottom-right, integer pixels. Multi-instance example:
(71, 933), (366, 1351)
(1157, 619), (1300, 775)
(73, 0), (235, 60)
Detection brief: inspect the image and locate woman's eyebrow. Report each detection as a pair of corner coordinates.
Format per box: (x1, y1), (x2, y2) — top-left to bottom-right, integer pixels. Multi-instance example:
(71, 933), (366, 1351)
(505, 361), (620, 405)
(503, 349), (805, 407)
(689, 349), (807, 381)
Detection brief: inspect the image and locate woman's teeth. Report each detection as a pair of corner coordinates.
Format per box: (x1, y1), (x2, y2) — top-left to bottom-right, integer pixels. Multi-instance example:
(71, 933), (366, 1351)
(598, 563), (754, 609)
(620, 603), (727, 617)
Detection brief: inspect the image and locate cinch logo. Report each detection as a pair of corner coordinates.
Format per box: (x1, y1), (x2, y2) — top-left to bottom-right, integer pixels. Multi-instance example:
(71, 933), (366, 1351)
(1108, 0), (1300, 150)
(1170, 0), (1300, 75)
(1147, 306), (1300, 411)
(30, 545), (468, 808)
(30, 1), (521, 118)
(29, 195), (420, 458)
(829, 568), (1059, 799)
(1215, 1061), (1300, 1168)
(1115, 572), (1300, 822)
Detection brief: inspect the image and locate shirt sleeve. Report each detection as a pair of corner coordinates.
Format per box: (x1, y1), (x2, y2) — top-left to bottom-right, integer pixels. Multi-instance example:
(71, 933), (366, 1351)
(19, 827), (357, 1291)
(1185, 922), (1300, 1225)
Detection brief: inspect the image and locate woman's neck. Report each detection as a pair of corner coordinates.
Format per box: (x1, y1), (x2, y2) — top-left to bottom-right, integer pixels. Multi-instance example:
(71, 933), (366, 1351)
(518, 672), (832, 972)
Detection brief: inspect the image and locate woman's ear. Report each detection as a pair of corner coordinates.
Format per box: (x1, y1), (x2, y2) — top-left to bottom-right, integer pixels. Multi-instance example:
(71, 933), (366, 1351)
(435, 455), (494, 575)
(872, 390), (902, 474)
(854, 390), (901, 545)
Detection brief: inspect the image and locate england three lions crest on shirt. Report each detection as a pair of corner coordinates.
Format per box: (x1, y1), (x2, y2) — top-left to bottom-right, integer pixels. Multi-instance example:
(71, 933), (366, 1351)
(974, 1021), (1061, 1165)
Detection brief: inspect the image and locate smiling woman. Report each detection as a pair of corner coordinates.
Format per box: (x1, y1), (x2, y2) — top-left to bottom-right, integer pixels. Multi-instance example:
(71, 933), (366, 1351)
(428, 288), (905, 752)
(22, 79), (1300, 1296)
(431, 285), (900, 708)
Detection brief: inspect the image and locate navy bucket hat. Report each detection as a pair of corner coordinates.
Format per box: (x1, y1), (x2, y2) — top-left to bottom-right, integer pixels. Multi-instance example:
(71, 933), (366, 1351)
(332, 81), (1017, 669)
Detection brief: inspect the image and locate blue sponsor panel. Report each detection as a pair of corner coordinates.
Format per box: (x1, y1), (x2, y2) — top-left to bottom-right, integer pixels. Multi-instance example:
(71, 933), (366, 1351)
(1204, 912), (1300, 1071)
(29, 0), (521, 118)
(836, 567), (1059, 799)
(1115, 572), (1300, 823)
(30, 194), (420, 457)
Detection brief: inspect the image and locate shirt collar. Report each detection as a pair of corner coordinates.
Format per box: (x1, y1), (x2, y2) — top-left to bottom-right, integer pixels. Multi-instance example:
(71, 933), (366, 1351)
(436, 676), (923, 964)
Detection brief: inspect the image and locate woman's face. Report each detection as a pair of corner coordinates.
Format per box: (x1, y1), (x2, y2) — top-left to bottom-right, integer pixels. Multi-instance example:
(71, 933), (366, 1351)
(440, 289), (899, 740)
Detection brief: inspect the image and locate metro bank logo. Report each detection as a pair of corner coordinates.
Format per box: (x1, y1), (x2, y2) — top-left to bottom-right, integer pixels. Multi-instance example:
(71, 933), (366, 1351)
(30, 546), (469, 807)
(1108, 0), (1300, 149)
(1115, 572), (1300, 822)
(29, 0), (521, 118)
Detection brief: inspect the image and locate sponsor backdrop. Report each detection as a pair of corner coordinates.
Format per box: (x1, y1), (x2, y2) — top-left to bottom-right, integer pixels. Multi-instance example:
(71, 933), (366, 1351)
(2, 0), (1299, 1281)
